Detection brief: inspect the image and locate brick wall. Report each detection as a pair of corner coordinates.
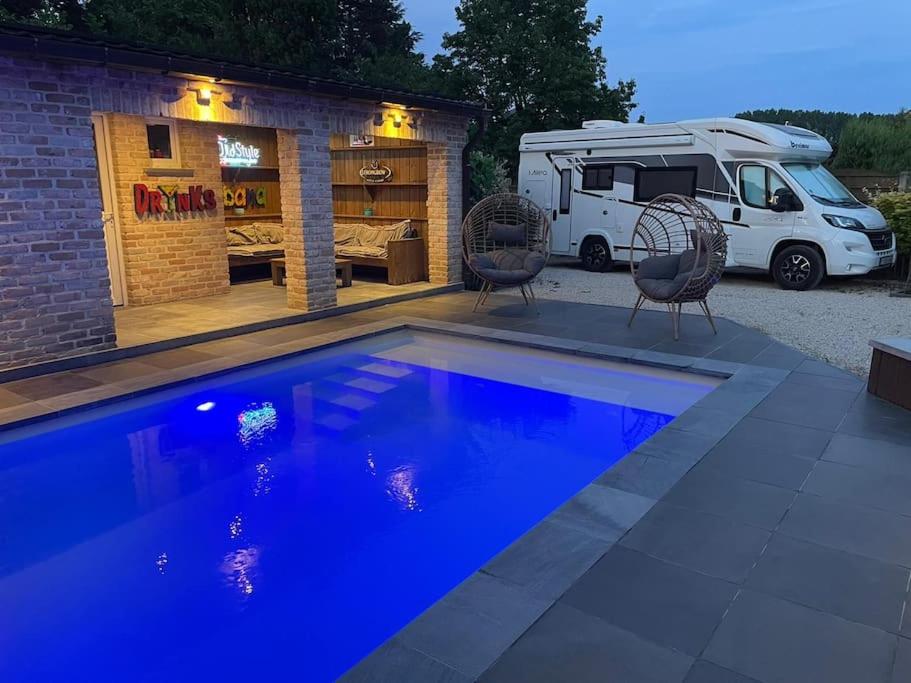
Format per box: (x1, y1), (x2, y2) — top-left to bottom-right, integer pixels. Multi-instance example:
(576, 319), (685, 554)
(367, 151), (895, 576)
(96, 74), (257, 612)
(0, 67), (116, 369)
(107, 114), (228, 305)
(0, 53), (471, 370)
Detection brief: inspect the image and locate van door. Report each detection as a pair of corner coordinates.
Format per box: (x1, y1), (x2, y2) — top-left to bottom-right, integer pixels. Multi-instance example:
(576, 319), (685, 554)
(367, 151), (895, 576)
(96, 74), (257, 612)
(549, 157), (574, 254)
(734, 163), (796, 267)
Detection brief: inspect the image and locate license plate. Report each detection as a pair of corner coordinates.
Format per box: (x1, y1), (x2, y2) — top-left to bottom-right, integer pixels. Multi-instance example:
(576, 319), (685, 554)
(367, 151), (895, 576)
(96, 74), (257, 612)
(879, 256), (893, 267)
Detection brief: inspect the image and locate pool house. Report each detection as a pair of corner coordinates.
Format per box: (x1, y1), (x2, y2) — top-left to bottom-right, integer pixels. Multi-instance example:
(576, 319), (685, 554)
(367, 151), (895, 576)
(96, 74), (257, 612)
(0, 24), (483, 373)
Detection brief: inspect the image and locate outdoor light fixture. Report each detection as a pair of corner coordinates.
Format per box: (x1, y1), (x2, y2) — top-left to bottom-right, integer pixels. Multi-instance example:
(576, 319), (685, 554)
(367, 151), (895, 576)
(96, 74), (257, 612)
(197, 87), (212, 106)
(372, 112), (384, 126)
(392, 112), (403, 128)
(408, 112), (423, 130)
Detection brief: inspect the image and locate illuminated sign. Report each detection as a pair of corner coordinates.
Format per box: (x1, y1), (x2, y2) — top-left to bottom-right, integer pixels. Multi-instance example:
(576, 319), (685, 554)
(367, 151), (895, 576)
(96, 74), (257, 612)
(223, 185), (267, 208)
(359, 159), (393, 183)
(218, 135), (261, 167)
(133, 183), (217, 216)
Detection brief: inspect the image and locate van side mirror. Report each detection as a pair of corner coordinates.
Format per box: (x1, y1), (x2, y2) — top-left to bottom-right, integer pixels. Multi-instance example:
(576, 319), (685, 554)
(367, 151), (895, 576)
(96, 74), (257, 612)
(771, 188), (801, 212)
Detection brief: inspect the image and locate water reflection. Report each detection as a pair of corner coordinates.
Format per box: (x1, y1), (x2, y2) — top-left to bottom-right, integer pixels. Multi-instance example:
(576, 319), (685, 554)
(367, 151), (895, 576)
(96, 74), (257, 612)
(385, 466), (421, 512)
(220, 546), (260, 599)
(366, 450), (376, 477)
(253, 460), (273, 497)
(237, 403), (278, 449)
(155, 552), (168, 575)
(228, 514), (243, 540)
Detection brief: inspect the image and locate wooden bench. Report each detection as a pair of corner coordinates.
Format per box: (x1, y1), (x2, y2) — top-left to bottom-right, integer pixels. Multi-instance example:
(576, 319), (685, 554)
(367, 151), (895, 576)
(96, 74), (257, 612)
(271, 258), (353, 288)
(868, 338), (911, 410)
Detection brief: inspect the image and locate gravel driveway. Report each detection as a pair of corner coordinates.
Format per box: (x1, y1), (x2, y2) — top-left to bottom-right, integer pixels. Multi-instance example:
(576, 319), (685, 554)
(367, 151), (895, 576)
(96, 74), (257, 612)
(537, 259), (910, 376)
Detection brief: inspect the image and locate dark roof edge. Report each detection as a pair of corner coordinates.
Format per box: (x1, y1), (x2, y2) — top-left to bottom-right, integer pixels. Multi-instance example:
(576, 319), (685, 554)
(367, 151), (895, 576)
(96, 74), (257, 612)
(0, 22), (486, 117)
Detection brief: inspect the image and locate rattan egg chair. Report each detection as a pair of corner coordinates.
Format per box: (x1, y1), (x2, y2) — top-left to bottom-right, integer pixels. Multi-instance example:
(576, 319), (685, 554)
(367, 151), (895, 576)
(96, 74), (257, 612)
(628, 194), (728, 340)
(462, 193), (550, 312)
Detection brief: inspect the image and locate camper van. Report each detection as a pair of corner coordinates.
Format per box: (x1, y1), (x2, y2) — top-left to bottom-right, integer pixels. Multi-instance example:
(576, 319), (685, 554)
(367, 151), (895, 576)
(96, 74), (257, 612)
(517, 118), (896, 290)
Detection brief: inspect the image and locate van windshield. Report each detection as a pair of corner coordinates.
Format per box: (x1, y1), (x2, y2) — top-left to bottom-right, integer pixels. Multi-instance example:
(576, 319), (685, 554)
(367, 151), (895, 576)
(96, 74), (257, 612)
(782, 163), (864, 208)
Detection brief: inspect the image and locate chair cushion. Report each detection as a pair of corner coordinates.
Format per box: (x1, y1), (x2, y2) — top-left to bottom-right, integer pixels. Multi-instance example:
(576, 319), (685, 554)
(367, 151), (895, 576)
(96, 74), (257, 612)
(253, 222), (283, 244)
(636, 253), (681, 281)
(471, 249), (545, 285)
(678, 248), (708, 274)
(487, 222), (527, 245)
(336, 245), (387, 259)
(636, 275), (689, 301)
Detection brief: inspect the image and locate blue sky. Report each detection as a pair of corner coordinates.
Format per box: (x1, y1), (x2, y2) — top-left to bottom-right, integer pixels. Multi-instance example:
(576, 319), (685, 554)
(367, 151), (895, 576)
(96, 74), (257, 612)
(403, 0), (909, 122)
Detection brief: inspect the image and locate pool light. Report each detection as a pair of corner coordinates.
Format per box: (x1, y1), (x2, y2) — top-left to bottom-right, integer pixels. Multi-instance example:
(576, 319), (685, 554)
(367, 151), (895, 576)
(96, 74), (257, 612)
(196, 401), (216, 412)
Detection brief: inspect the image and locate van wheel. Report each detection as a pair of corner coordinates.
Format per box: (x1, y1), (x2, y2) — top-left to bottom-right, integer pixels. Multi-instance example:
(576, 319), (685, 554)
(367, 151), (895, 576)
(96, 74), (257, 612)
(581, 237), (613, 272)
(772, 245), (825, 291)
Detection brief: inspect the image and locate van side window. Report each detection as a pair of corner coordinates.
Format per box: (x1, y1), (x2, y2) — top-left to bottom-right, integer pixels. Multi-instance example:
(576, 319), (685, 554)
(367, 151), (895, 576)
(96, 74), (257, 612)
(740, 165), (790, 209)
(634, 167), (697, 202)
(582, 165), (614, 190)
(559, 168), (572, 214)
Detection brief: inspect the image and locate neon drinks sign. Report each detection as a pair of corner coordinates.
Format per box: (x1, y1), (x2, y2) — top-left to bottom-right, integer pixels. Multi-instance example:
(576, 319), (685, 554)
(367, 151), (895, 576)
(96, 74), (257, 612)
(218, 135), (261, 167)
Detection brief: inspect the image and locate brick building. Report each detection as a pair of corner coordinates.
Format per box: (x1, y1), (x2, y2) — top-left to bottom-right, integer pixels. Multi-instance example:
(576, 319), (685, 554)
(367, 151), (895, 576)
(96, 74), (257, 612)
(0, 24), (483, 371)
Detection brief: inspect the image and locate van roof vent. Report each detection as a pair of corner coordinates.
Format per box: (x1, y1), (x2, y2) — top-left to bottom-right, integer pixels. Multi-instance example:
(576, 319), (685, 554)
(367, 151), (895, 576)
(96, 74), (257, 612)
(581, 120), (627, 129)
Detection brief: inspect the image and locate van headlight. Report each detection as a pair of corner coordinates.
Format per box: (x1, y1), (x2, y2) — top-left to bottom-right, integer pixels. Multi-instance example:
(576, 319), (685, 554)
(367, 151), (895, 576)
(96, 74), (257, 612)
(823, 214), (865, 230)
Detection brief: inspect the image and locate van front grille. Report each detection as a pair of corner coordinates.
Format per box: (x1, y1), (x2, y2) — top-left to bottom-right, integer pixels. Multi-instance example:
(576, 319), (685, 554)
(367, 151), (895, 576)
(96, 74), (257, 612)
(867, 231), (893, 251)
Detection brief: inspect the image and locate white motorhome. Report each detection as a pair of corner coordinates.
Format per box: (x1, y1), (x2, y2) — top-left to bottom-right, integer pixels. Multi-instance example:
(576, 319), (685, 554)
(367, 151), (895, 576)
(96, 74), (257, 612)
(518, 118), (896, 290)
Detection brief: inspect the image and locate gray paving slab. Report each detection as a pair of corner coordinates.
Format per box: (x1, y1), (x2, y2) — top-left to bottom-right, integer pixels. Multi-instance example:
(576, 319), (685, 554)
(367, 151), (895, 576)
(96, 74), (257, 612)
(339, 640), (470, 683)
(395, 572), (551, 680)
(595, 453), (694, 499)
(704, 589), (896, 683)
(481, 520), (610, 601)
(547, 484), (656, 542)
(822, 433), (911, 476)
(479, 602), (693, 683)
(893, 637), (911, 682)
(696, 443), (816, 490)
(662, 465), (796, 530)
(684, 660), (762, 683)
(749, 381), (858, 431)
(561, 546), (738, 656)
(803, 460), (911, 516)
(712, 415), (833, 460)
(783, 370), (865, 393)
(619, 502), (771, 583)
(838, 393), (911, 445)
(779, 493), (911, 567)
(635, 427), (722, 464)
(746, 534), (909, 632)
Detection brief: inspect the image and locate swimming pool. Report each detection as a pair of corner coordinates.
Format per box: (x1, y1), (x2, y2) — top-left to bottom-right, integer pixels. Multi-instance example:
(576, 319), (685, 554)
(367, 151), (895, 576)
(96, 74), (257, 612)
(0, 331), (717, 680)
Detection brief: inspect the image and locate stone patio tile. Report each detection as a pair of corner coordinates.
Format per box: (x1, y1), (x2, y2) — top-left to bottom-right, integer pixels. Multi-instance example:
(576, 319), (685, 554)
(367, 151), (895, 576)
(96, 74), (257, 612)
(748, 341), (808, 370)
(595, 453), (693, 499)
(747, 534), (909, 633)
(749, 381), (857, 431)
(630, 349), (696, 370)
(696, 444), (816, 491)
(662, 466), (795, 530)
(704, 590), (896, 683)
(705, 333), (772, 363)
(619, 502), (771, 583)
(668, 406), (743, 439)
(783, 370), (865, 393)
(794, 358), (861, 379)
(648, 339), (727, 358)
(5, 372), (102, 401)
(74, 360), (163, 383)
(684, 660), (761, 682)
(339, 639), (470, 683)
(561, 546), (737, 656)
(893, 638), (911, 682)
(35, 384), (131, 412)
(688, 358), (742, 377)
(139, 348), (218, 370)
(0, 387), (28, 410)
(548, 484), (656, 542)
(714, 415), (833, 460)
(396, 572), (550, 680)
(634, 427), (721, 464)
(0, 401), (52, 428)
(838, 393), (911, 446)
(804, 460), (911, 516)
(479, 602), (692, 683)
(822, 433), (911, 477)
(481, 520), (611, 600)
(574, 341), (637, 361)
(779, 493), (911, 567)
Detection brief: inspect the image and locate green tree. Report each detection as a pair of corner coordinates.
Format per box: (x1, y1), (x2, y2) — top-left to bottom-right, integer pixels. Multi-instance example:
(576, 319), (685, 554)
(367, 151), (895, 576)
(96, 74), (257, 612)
(735, 109), (865, 145)
(833, 113), (911, 174)
(434, 0), (636, 172)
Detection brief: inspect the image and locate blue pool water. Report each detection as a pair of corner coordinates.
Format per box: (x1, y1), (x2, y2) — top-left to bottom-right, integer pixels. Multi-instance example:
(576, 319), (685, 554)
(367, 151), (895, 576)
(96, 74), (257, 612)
(0, 332), (713, 681)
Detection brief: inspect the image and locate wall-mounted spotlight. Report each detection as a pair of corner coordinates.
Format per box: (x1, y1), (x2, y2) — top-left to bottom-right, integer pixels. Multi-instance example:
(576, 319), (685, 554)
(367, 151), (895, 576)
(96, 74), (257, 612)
(392, 112), (403, 128)
(408, 112), (423, 130)
(197, 87), (212, 106)
(372, 112), (384, 126)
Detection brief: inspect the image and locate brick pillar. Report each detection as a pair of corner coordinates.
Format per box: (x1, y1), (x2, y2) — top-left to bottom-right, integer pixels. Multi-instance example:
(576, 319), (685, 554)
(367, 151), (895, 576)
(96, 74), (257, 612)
(277, 127), (336, 311)
(426, 142), (464, 284)
(0, 65), (116, 369)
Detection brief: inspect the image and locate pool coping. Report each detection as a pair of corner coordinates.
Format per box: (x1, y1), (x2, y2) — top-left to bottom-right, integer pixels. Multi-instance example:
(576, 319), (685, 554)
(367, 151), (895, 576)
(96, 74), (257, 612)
(0, 315), (790, 681)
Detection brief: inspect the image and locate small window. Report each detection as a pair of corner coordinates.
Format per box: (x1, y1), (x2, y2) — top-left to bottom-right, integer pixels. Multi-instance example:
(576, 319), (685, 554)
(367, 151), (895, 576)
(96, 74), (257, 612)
(582, 165), (614, 190)
(559, 168), (572, 214)
(145, 118), (180, 166)
(739, 164), (790, 209)
(634, 167), (697, 202)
